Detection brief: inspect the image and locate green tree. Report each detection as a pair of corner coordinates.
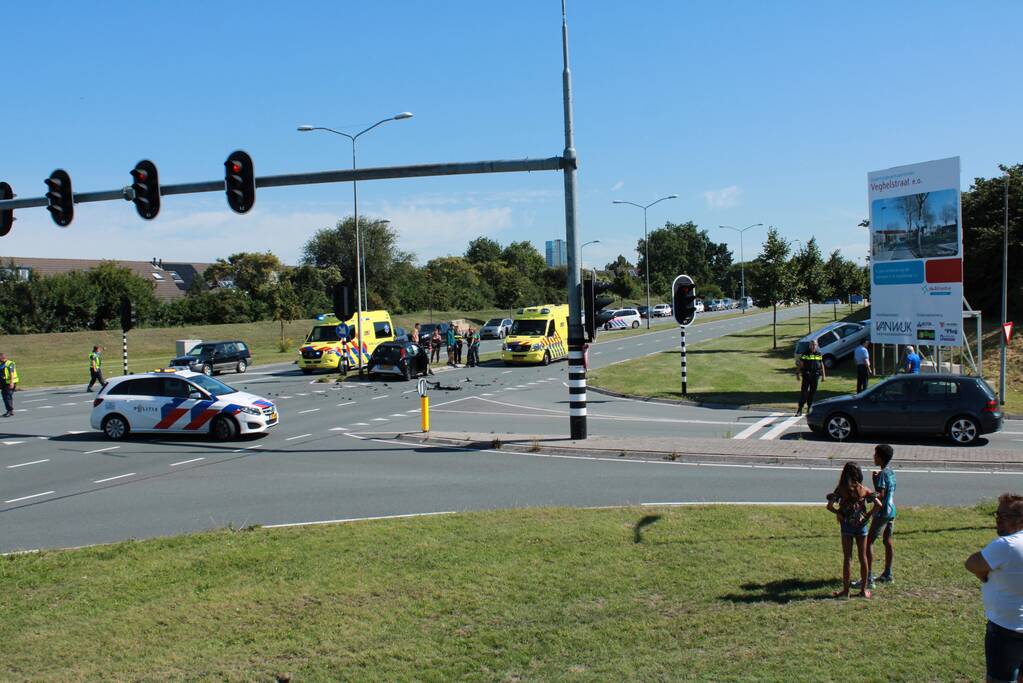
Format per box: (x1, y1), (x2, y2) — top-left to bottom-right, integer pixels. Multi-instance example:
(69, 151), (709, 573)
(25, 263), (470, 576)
(464, 237), (503, 264)
(962, 163), (1022, 316)
(268, 280), (303, 346)
(423, 256), (490, 311)
(791, 237), (831, 333)
(748, 228), (794, 349)
(637, 221), (732, 298)
(87, 262), (160, 330)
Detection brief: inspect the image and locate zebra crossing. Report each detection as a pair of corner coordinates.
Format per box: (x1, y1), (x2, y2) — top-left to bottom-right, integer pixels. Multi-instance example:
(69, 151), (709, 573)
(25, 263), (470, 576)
(732, 412), (806, 440)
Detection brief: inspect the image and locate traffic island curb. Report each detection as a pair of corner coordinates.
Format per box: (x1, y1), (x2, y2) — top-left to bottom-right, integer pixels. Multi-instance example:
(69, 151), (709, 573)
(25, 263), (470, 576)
(392, 431), (1023, 473)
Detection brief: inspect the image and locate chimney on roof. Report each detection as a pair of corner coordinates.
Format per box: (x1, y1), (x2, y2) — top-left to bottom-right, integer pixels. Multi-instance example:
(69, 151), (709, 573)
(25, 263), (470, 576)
(158, 258), (163, 269)
(151, 257), (157, 266)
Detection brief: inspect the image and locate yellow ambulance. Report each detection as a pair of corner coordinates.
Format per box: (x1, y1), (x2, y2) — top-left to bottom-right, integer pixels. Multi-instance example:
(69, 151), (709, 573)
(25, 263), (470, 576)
(500, 304), (569, 366)
(298, 310), (396, 374)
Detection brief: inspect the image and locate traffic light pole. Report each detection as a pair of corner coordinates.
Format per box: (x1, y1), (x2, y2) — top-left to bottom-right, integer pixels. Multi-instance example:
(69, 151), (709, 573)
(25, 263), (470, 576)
(561, 0), (586, 440)
(122, 331), (128, 376)
(680, 326), (687, 397)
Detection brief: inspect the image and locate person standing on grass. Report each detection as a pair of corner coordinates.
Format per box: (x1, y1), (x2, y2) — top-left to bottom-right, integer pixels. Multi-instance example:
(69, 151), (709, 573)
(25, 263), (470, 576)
(854, 339), (872, 393)
(854, 444), (896, 591)
(0, 352), (18, 417)
(903, 345), (921, 374)
(87, 345), (106, 392)
(826, 461), (877, 599)
(796, 340), (826, 416)
(965, 493), (1023, 683)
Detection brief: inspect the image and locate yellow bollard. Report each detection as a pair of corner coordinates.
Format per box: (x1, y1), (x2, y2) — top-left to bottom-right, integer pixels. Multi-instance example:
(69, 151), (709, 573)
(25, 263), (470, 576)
(421, 395), (430, 432)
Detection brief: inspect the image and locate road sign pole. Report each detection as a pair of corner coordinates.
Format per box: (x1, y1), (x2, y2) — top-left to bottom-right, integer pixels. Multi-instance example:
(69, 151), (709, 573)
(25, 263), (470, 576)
(680, 326), (687, 397)
(122, 331), (128, 376)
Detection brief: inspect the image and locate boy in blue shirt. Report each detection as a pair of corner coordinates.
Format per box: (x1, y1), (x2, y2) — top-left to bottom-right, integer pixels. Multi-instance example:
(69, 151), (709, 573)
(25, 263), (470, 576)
(858, 444), (897, 588)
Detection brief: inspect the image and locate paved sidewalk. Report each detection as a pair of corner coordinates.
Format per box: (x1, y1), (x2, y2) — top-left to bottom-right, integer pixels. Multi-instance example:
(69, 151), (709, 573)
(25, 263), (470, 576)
(394, 430), (1023, 471)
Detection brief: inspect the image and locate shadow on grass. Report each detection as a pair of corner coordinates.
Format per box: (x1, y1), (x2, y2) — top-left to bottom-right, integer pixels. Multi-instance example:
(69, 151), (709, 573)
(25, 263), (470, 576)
(720, 577), (839, 604)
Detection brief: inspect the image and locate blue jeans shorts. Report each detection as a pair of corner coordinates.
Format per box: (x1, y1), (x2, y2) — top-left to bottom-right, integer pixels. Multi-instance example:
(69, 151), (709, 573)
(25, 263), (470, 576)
(867, 516), (894, 543)
(986, 620), (1023, 682)
(840, 521), (868, 537)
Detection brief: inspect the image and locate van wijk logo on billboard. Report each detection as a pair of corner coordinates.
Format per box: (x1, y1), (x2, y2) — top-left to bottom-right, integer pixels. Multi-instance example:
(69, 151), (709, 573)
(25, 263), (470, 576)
(875, 320), (912, 334)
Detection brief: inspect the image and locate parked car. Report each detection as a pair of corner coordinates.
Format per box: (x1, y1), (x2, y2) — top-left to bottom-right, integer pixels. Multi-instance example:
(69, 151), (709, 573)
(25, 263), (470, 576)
(637, 305), (651, 319)
(603, 308), (642, 330)
(595, 308), (618, 326)
(92, 369), (277, 441)
(652, 303), (672, 317)
(793, 320), (870, 369)
(367, 341), (430, 381)
(738, 296), (753, 310)
(823, 297), (842, 305)
(480, 317), (513, 339)
(169, 340), (251, 376)
(721, 298), (735, 310)
(850, 294), (866, 304)
(694, 300), (705, 313)
(807, 374), (1003, 445)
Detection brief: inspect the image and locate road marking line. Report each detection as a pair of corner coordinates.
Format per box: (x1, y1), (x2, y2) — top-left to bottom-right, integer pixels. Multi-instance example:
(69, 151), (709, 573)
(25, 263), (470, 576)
(371, 395), (389, 400)
(62, 402), (78, 406)
(371, 418), (389, 422)
(390, 414), (406, 418)
(2, 440), (25, 446)
(351, 422), (370, 426)
(330, 427), (349, 431)
(337, 402), (356, 407)
(279, 396), (293, 399)
(7, 459), (49, 469)
(84, 446), (120, 455)
(297, 408), (320, 415)
(232, 444), (264, 453)
(38, 406), (53, 409)
(22, 398), (48, 404)
(81, 400), (93, 404)
(5, 490), (55, 504)
(169, 457), (205, 467)
(481, 393), (495, 396)
(402, 389), (417, 394)
(285, 434), (312, 441)
(759, 416), (804, 440)
(265, 510), (458, 529)
(502, 370), (513, 374)
(94, 472), (135, 483)
(733, 413), (785, 440)
(297, 393), (309, 396)
(642, 501), (819, 507)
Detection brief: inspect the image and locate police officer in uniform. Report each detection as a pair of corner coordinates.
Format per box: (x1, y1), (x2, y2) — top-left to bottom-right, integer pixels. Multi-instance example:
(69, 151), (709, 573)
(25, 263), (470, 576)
(0, 353), (19, 417)
(796, 340), (826, 416)
(87, 345), (106, 392)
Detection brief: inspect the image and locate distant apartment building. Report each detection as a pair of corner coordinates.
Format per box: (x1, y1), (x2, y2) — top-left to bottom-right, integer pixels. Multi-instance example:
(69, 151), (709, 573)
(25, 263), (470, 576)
(545, 239), (568, 267)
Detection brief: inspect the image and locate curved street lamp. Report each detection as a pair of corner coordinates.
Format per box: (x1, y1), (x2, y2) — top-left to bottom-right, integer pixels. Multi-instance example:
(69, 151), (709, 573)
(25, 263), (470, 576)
(717, 223), (763, 312)
(612, 195), (677, 328)
(297, 113), (413, 374)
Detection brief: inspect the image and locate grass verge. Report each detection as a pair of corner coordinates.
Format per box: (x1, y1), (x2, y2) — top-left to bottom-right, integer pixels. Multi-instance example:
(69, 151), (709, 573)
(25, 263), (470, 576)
(590, 307), (870, 409)
(0, 505), (995, 681)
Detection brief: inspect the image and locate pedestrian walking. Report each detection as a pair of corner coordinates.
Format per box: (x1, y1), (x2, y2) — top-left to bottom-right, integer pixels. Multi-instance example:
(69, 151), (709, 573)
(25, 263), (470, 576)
(903, 345), (921, 374)
(826, 461), (878, 599)
(446, 324), (456, 366)
(430, 328), (442, 363)
(795, 340), (826, 416)
(0, 352), (19, 417)
(87, 345), (107, 392)
(854, 339), (872, 393)
(965, 493), (1023, 682)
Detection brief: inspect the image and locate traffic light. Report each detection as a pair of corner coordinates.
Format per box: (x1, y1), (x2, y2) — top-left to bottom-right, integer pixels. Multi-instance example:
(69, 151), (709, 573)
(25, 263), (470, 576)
(130, 160), (161, 220)
(583, 276), (615, 342)
(332, 283), (352, 320)
(120, 296), (137, 332)
(0, 182), (13, 237)
(224, 150), (255, 214)
(672, 275), (697, 326)
(45, 169), (74, 227)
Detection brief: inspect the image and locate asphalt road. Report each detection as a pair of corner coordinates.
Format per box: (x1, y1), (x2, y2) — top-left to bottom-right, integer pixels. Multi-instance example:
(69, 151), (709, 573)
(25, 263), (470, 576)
(2, 305), (1020, 552)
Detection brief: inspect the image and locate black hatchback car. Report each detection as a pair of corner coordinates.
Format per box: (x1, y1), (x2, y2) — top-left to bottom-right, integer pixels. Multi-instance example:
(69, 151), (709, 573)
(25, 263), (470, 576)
(367, 341), (430, 381)
(169, 341), (252, 376)
(806, 374), (1003, 445)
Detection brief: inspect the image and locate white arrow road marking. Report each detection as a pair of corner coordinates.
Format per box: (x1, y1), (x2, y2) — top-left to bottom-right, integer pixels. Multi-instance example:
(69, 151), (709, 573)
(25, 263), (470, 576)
(760, 416), (804, 440)
(732, 413), (785, 440)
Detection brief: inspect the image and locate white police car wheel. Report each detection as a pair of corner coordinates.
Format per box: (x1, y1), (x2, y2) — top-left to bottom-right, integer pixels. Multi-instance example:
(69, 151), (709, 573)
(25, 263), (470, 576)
(103, 415), (129, 441)
(631, 320), (640, 328)
(211, 416), (237, 441)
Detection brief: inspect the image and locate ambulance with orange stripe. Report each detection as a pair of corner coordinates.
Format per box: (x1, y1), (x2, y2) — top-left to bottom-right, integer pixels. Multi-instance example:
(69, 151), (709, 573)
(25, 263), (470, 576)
(297, 310), (395, 374)
(91, 369), (278, 441)
(500, 304), (569, 366)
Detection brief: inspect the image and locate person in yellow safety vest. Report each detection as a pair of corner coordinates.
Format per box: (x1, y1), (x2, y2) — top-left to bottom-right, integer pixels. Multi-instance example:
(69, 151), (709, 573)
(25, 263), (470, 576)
(87, 345), (106, 393)
(796, 340), (826, 416)
(0, 352), (19, 417)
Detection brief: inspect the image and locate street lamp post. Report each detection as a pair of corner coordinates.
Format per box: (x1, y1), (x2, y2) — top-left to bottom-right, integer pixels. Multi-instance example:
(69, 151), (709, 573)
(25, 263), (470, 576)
(1001, 171), (1010, 405)
(298, 113), (412, 374)
(580, 239), (600, 270)
(718, 223), (763, 313)
(613, 195), (677, 328)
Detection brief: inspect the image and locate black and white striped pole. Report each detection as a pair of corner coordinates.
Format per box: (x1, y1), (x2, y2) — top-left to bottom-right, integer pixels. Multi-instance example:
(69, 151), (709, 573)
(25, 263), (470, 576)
(122, 332), (128, 376)
(672, 275), (697, 399)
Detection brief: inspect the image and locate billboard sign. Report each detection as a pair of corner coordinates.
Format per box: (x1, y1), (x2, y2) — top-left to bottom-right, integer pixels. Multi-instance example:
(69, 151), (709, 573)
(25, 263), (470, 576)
(868, 157), (963, 346)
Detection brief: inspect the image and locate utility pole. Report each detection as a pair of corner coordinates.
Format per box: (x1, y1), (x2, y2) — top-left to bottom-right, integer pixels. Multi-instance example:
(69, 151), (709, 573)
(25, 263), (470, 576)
(561, 0), (586, 440)
(1001, 172), (1009, 404)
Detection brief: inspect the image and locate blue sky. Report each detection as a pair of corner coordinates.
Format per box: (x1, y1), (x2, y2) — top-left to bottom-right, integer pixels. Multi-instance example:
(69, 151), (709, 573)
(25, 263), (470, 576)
(1, 1), (1020, 271)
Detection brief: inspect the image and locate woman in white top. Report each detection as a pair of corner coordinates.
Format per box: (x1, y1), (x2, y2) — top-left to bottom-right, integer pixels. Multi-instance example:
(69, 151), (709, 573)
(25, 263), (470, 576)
(966, 493), (1023, 683)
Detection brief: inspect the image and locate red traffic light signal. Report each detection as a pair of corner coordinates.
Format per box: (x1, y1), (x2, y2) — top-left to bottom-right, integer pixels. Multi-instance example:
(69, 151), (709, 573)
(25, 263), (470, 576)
(0, 182), (13, 237)
(224, 151), (255, 214)
(130, 160), (161, 220)
(45, 169), (74, 227)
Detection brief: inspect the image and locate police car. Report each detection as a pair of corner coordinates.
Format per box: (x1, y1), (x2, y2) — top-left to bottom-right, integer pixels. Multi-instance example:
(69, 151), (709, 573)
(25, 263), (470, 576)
(90, 369), (278, 441)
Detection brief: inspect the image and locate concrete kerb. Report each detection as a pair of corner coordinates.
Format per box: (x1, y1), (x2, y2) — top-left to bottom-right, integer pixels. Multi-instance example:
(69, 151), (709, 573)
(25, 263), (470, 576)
(392, 431), (1023, 473)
